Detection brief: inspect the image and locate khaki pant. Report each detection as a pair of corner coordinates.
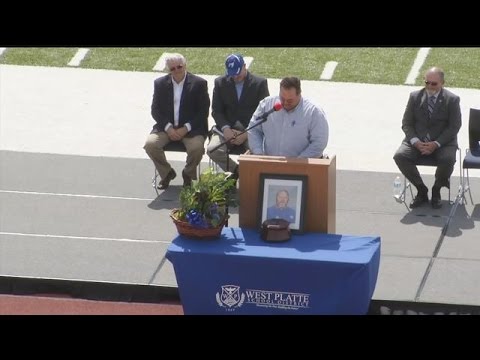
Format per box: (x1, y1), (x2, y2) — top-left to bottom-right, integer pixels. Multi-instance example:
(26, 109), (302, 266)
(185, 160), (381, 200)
(144, 132), (205, 180)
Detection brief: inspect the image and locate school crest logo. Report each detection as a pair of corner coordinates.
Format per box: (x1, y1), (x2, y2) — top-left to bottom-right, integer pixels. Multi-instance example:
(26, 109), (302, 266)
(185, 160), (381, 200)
(216, 285), (245, 310)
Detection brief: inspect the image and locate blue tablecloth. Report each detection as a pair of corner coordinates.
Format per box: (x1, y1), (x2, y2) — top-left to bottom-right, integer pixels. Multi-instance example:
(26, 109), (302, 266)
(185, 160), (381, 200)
(166, 227), (381, 315)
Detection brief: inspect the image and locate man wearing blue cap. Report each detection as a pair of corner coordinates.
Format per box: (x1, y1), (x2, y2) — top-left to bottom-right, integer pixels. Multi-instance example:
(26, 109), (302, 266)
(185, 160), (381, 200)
(207, 53), (269, 180)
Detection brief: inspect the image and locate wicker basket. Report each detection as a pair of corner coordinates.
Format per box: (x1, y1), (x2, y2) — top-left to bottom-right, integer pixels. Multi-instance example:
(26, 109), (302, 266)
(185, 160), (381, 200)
(170, 210), (225, 239)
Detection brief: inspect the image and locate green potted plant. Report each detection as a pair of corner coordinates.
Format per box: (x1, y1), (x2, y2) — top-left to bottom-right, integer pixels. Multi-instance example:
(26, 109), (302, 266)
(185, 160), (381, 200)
(170, 168), (238, 238)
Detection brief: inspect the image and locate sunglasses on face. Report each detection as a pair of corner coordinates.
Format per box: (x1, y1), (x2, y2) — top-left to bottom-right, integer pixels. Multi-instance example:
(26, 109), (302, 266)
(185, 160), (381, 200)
(169, 65), (184, 72)
(424, 81), (439, 86)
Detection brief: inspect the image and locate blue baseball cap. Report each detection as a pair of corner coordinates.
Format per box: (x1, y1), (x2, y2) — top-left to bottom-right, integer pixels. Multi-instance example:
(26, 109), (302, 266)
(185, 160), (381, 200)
(225, 54), (245, 77)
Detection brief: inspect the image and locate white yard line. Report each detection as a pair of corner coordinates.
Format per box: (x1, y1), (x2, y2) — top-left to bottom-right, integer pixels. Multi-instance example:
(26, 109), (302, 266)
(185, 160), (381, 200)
(244, 56), (253, 68)
(153, 52), (176, 72)
(67, 48), (90, 67)
(320, 61), (338, 80)
(405, 47), (431, 85)
(0, 48), (6, 57)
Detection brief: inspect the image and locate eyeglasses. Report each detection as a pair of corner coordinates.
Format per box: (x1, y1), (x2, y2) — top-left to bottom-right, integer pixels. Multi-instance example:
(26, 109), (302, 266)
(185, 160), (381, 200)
(424, 81), (439, 86)
(169, 65), (184, 72)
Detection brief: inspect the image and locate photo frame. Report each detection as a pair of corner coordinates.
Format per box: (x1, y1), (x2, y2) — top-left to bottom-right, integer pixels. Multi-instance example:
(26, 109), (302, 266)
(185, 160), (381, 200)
(258, 174), (308, 233)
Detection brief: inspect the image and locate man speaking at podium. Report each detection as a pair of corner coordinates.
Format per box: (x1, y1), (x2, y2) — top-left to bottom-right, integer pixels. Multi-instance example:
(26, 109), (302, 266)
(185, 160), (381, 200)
(248, 76), (329, 158)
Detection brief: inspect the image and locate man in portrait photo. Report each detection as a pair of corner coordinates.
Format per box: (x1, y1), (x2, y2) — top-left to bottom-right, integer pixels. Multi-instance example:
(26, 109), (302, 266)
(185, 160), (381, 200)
(266, 189), (296, 224)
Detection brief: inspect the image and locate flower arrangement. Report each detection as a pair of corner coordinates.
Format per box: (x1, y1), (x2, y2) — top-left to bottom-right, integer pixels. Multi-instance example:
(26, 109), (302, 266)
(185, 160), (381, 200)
(171, 168), (238, 234)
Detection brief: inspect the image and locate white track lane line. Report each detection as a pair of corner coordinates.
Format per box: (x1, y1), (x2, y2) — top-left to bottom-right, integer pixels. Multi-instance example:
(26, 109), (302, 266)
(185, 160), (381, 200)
(0, 189), (152, 201)
(0, 231), (162, 243)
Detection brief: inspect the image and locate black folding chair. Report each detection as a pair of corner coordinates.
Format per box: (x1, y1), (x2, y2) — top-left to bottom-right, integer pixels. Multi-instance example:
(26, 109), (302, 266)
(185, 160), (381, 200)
(462, 108), (480, 204)
(395, 148), (462, 210)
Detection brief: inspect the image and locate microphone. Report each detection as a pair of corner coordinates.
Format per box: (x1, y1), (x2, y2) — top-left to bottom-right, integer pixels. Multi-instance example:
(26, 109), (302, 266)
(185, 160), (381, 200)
(255, 101), (282, 121)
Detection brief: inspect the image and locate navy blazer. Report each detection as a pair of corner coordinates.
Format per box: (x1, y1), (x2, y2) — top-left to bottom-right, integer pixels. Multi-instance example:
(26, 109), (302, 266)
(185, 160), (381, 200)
(401, 88), (461, 147)
(212, 71), (269, 130)
(150, 72), (210, 137)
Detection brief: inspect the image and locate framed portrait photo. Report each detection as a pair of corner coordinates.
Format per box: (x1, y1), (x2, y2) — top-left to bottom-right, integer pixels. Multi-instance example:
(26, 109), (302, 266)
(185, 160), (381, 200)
(258, 174), (308, 233)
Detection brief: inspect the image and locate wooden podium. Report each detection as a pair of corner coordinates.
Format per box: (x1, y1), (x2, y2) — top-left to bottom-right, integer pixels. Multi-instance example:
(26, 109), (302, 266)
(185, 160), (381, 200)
(238, 155), (336, 233)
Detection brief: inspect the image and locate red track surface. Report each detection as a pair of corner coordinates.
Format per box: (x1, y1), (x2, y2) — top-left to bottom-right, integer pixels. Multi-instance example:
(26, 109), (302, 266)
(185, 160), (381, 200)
(0, 294), (184, 315)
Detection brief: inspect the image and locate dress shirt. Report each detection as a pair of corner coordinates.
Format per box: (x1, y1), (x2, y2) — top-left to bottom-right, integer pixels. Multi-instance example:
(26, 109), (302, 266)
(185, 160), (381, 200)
(164, 74), (192, 132)
(248, 96), (329, 158)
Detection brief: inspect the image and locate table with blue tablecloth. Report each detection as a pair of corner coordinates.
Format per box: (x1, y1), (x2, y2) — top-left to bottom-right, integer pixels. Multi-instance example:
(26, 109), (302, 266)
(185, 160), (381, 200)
(166, 227), (380, 315)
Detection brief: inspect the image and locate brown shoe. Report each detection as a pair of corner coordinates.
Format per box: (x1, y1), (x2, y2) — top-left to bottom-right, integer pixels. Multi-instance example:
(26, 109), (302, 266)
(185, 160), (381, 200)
(158, 169), (177, 190)
(182, 171), (192, 187)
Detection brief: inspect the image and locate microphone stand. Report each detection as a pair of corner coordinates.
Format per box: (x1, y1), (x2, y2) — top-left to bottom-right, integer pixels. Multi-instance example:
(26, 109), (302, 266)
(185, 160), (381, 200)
(209, 116), (271, 228)
(209, 116), (269, 153)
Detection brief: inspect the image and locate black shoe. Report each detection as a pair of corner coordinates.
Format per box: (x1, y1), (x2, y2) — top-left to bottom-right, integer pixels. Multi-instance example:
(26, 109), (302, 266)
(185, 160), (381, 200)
(431, 197), (442, 209)
(158, 169), (176, 190)
(431, 186), (442, 209)
(182, 171), (192, 188)
(410, 193), (429, 208)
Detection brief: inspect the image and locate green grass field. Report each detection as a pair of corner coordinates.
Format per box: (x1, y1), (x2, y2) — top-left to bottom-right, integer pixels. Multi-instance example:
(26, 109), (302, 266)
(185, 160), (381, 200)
(1, 47), (479, 89)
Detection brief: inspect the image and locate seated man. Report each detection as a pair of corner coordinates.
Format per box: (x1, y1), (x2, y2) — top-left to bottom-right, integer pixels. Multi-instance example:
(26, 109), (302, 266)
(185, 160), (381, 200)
(267, 189), (296, 224)
(393, 67), (461, 209)
(207, 53), (269, 180)
(144, 53), (210, 189)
